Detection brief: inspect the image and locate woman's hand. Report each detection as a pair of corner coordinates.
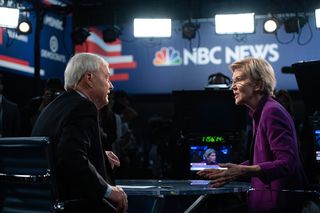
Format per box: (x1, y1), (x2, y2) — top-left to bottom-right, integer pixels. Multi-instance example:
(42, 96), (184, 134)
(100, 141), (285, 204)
(197, 163), (245, 187)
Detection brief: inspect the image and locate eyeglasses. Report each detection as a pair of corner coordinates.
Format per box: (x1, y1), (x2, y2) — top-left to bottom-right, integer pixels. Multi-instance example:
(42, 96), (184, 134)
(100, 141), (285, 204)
(231, 76), (251, 88)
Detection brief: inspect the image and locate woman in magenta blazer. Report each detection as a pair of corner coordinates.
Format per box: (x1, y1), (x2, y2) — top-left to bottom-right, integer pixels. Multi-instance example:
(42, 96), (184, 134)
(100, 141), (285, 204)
(198, 57), (307, 212)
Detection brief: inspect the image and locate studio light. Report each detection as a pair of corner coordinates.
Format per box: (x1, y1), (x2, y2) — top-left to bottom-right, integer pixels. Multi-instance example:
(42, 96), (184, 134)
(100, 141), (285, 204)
(103, 26), (120, 43)
(71, 28), (91, 45)
(182, 21), (199, 40)
(263, 17), (279, 33)
(133, 18), (171, 38)
(215, 13), (255, 34)
(284, 16), (307, 33)
(315, 8), (320, 29)
(0, 7), (19, 28)
(17, 18), (32, 35)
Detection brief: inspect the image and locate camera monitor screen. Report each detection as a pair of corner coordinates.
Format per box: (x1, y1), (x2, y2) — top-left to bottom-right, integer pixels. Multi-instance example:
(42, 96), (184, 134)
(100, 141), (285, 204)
(189, 144), (233, 171)
(292, 60), (320, 115)
(173, 90), (247, 134)
(315, 129), (320, 163)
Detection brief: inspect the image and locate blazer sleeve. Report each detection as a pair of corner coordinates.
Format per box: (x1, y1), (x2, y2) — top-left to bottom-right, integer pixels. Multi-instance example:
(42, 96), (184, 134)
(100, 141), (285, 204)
(257, 106), (299, 182)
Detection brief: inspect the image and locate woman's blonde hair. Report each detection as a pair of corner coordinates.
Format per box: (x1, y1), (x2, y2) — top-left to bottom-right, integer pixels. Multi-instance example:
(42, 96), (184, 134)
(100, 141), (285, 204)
(229, 57), (276, 96)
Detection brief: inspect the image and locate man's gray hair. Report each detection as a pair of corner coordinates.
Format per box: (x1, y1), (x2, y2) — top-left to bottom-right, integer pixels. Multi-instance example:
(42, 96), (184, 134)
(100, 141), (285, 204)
(64, 53), (108, 91)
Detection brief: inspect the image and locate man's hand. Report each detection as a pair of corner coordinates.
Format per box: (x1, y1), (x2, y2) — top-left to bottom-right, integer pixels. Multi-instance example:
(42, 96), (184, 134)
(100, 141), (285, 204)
(107, 186), (128, 213)
(105, 151), (120, 169)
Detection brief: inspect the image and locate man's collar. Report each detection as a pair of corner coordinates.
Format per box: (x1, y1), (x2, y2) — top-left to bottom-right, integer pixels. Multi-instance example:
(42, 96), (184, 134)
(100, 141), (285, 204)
(75, 90), (88, 99)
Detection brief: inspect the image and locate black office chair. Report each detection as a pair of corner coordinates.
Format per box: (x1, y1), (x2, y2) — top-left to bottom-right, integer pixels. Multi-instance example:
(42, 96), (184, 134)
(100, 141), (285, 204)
(0, 137), (62, 213)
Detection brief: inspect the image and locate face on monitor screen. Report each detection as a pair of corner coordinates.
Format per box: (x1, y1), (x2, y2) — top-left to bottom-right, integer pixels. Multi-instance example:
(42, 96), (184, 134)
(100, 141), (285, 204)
(189, 144), (233, 171)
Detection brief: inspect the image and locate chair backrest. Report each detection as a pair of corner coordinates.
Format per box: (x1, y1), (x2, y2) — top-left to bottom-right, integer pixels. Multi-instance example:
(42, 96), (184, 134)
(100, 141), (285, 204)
(0, 137), (57, 213)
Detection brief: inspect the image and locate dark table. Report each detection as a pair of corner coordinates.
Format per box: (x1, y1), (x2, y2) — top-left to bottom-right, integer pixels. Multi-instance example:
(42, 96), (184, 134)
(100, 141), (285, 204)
(116, 179), (251, 213)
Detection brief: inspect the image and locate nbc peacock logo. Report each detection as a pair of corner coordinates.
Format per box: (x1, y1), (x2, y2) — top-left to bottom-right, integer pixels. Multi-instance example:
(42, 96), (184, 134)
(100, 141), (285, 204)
(153, 47), (182, 66)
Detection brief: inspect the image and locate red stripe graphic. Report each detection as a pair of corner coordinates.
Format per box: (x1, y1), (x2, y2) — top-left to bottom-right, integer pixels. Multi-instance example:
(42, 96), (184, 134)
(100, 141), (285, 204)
(75, 27), (136, 82)
(0, 28), (3, 45)
(76, 41), (121, 57)
(110, 73), (129, 81)
(75, 45), (86, 53)
(0, 54), (29, 66)
(42, 0), (50, 6)
(90, 27), (103, 38)
(89, 27), (121, 45)
(109, 62), (137, 69)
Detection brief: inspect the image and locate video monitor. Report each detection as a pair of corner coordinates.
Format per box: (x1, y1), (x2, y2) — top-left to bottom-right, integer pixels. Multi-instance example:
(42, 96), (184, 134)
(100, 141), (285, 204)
(292, 60), (320, 115)
(173, 90), (247, 134)
(189, 144), (233, 171)
(315, 129), (320, 163)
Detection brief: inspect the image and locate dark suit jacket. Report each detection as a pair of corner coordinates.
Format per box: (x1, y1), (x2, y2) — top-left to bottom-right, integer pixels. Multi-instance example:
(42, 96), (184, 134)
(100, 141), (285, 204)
(0, 96), (20, 137)
(31, 90), (115, 212)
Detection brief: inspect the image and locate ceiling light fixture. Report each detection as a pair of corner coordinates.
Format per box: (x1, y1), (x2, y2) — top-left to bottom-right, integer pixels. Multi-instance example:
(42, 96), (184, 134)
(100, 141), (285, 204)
(71, 28), (91, 45)
(0, 7), (19, 28)
(315, 8), (320, 29)
(17, 18), (32, 35)
(103, 26), (120, 43)
(133, 18), (171, 38)
(263, 17), (279, 33)
(182, 21), (199, 40)
(215, 13), (255, 34)
(284, 16), (307, 33)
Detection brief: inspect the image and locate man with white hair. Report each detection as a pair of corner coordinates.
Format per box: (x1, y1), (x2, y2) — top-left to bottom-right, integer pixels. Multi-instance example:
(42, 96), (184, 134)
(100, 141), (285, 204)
(32, 53), (128, 213)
